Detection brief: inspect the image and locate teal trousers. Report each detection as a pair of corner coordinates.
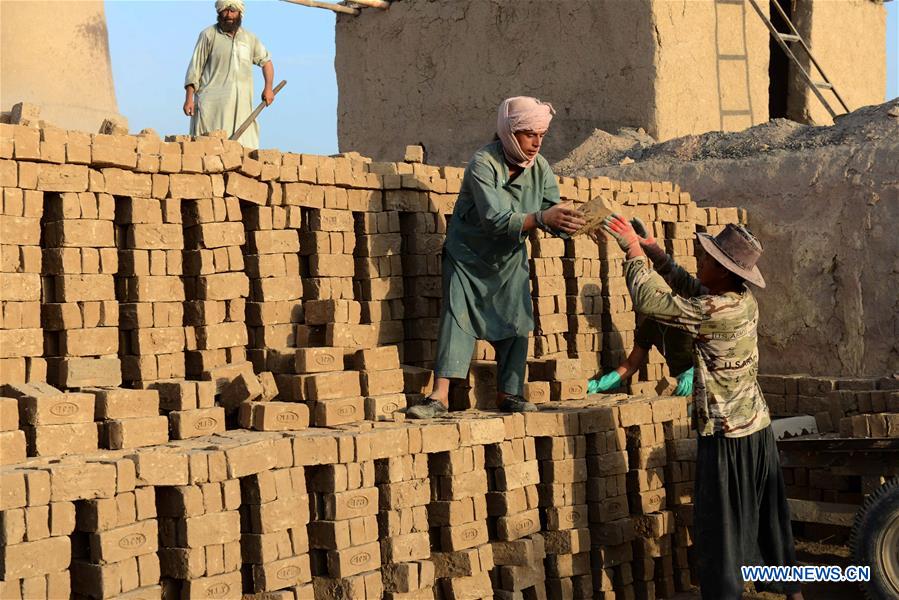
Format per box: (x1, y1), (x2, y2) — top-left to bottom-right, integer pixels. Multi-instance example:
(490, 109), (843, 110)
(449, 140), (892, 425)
(433, 309), (528, 396)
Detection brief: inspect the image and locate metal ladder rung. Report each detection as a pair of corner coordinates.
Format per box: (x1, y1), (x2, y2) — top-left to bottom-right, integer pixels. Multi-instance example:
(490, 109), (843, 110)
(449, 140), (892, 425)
(777, 33), (801, 43)
(813, 81), (834, 90)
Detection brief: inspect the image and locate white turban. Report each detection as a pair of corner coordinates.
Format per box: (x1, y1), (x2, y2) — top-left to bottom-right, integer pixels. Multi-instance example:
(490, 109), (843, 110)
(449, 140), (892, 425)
(216, 0), (245, 13)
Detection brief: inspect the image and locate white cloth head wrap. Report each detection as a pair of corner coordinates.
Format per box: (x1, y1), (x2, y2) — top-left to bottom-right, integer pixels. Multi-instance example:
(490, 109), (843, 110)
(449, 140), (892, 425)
(496, 96), (555, 169)
(216, 0), (245, 13)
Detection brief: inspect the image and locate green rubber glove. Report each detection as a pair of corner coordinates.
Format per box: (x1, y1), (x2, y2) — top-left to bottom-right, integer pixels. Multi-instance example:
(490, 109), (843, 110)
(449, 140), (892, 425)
(674, 367), (694, 396)
(587, 371), (622, 394)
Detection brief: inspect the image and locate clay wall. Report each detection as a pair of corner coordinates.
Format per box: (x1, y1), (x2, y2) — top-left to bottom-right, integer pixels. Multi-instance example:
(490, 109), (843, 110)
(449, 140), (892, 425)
(788, 0), (887, 125)
(335, 0), (772, 165)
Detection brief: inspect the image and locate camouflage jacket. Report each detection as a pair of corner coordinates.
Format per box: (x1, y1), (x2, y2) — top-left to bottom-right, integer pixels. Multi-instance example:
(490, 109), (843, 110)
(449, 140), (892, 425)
(624, 255), (771, 437)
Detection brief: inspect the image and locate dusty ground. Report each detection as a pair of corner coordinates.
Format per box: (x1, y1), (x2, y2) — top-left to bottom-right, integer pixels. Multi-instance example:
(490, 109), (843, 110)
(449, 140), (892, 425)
(669, 539), (859, 599)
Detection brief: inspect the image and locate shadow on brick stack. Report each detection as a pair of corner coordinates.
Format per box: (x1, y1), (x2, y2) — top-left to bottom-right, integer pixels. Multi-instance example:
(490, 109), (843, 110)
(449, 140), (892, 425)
(427, 420), (494, 600)
(175, 137), (250, 389)
(114, 130), (188, 387)
(483, 412), (546, 599)
(528, 409), (593, 598)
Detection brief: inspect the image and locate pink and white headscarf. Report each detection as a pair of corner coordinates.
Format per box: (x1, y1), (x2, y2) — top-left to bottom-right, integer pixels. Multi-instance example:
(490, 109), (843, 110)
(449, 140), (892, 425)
(496, 96), (555, 169)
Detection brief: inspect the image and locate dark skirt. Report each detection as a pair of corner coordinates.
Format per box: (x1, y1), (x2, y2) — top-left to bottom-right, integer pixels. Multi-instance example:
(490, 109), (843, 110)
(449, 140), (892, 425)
(695, 426), (800, 599)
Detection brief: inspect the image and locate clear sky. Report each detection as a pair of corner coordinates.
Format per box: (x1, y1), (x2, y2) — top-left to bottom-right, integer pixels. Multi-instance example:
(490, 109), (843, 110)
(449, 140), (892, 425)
(106, 0), (898, 155)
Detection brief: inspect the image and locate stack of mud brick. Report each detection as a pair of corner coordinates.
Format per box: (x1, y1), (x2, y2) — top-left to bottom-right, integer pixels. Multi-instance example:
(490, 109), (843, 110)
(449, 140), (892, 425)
(665, 413), (698, 594)
(240, 466), (313, 598)
(398, 206), (446, 369)
(150, 378), (226, 441)
(353, 207), (405, 348)
(0, 467), (76, 599)
(178, 149), (250, 386)
(528, 357), (587, 405)
(1, 382), (98, 457)
(759, 374), (899, 507)
(483, 413), (546, 599)
(527, 410), (592, 599)
(0, 447), (138, 600)
(70, 485), (160, 598)
(356, 346), (406, 423)
(115, 192), (186, 387)
(41, 189), (120, 389)
(0, 396), (26, 465)
(0, 179), (44, 385)
(375, 432), (435, 599)
(529, 229), (568, 361)
(232, 151), (303, 372)
(305, 431), (383, 598)
(88, 387), (168, 451)
(426, 420), (496, 600)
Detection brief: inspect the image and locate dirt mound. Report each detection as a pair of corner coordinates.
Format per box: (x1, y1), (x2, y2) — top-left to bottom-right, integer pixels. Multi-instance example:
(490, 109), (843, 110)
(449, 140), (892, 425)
(555, 99), (899, 175)
(553, 127), (655, 175)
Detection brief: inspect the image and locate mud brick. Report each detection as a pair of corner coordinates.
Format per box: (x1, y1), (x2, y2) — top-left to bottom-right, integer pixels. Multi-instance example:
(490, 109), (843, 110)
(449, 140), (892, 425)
(44, 219), (114, 247)
(303, 299), (360, 325)
(629, 488), (667, 515)
(359, 369), (404, 397)
(586, 450), (628, 477)
(103, 416), (168, 450)
(440, 570), (492, 599)
(0, 535), (71, 580)
(151, 380), (207, 411)
(5, 385), (94, 425)
(309, 514), (377, 549)
(220, 371), (263, 411)
(314, 394), (365, 426)
(319, 487), (378, 521)
(294, 347), (343, 374)
(88, 388), (158, 420)
(486, 485), (537, 516)
(87, 519), (158, 565)
(617, 401), (653, 427)
(626, 468), (665, 493)
(248, 554), (312, 593)
(494, 508), (541, 542)
(23, 421), (97, 456)
(540, 458), (587, 484)
(324, 323), (377, 348)
(544, 504), (588, 531)
(378, 478), (431, 511)
(240, 401), (310, 431)
(168, 407), (225, 439)
(362, 393), (404, 421)
(181, 569), (241, 599)
(381, 530), (431, 564)
(325, 540), (380, 578)
(595, 495), (630, 523)
(440, 519), (490, 552)
(350, 346), (399, 372)
(305, 371), (361, 402)
(0, 430), (26, 464)
(629, 445), (667, 470)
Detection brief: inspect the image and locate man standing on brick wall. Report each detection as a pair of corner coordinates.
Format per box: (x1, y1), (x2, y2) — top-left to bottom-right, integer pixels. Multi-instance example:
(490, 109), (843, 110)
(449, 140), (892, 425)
(600, 216), (803, 600)
(183, 0), (275, 149)
(406, 96), (585, 418)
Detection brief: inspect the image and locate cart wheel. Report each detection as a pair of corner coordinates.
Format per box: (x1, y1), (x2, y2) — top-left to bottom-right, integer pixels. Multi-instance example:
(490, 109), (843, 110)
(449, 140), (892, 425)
(851, 477), (899, 600)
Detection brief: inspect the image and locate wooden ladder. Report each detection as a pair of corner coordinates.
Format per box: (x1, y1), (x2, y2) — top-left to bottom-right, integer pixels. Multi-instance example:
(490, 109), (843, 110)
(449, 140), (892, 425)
(747, 0), (850, 120)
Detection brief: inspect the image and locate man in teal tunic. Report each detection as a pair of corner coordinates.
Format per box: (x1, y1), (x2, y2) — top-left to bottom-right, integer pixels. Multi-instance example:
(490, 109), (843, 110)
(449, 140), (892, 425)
(407, 97), (586, 418)
(183, 0), (275, 149)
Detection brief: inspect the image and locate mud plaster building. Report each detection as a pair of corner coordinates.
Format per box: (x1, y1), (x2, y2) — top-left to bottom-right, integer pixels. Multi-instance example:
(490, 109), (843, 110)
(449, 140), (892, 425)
(335, 0), (888, 165)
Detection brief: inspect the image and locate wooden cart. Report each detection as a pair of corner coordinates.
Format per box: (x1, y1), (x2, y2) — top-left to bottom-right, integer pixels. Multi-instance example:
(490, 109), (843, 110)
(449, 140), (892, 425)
(778, 434), (899, 600)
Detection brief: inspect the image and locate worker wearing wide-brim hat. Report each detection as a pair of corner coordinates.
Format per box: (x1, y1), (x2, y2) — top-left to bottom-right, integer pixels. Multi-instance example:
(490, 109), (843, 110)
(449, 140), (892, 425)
(407, 96), (586, 418)
(600, 217), (803, 600)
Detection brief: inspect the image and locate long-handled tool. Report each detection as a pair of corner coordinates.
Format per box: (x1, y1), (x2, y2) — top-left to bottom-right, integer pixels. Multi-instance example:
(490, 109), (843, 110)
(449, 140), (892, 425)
(230, 79), (286, 141)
